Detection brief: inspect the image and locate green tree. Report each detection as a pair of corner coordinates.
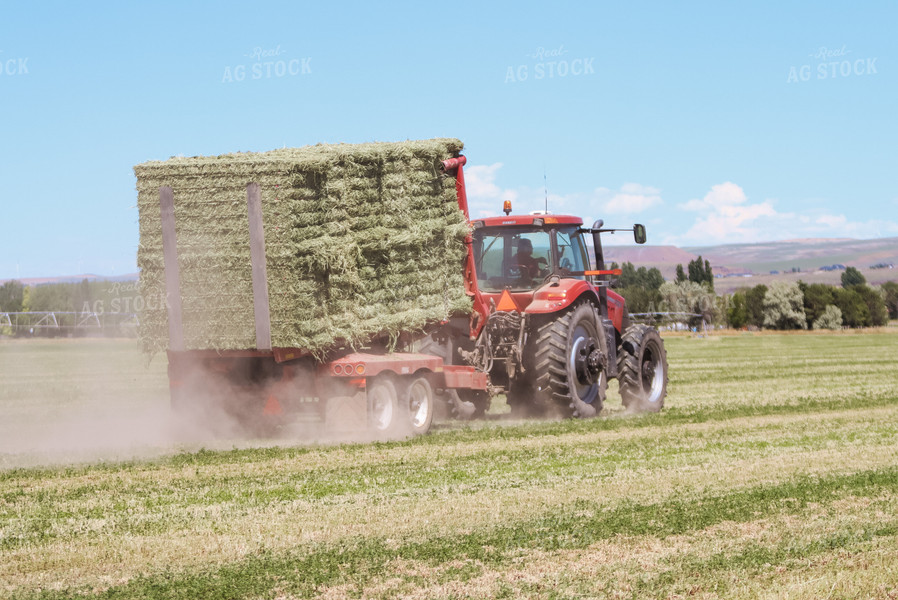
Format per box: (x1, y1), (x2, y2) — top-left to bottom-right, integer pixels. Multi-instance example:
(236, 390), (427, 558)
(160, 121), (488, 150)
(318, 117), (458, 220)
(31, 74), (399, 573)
(639, 266), (664, 291)
(841, 267), (866, 288)
(852, 284), (888, 327)
(0, 280), (25, 312)
(685, 256), (714, 290)
(675, 264), (687, 283)
(744, 284), (768, 328)
(615, 262), (665, 313)
(813, 305), (843, 330)
(880, 281), (898, 319)
(618, 286), (663, 314)
(619, 262), (638, 287)
(726, 292), (748, 329)
(800, 282), (834, 329)
(658, 280), (717, 327)
(762, 281), (807, 330)
(832, 287), (870, 328)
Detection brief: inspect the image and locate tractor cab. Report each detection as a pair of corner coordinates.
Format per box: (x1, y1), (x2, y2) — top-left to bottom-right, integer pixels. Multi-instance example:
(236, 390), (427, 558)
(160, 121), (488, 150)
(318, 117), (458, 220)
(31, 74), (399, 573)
(472, 214), (591, 294)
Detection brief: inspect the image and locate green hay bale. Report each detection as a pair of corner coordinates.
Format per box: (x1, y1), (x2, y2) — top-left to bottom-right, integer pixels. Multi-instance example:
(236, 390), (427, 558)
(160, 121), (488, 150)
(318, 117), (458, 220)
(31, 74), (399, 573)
(135, 138), (470, 356)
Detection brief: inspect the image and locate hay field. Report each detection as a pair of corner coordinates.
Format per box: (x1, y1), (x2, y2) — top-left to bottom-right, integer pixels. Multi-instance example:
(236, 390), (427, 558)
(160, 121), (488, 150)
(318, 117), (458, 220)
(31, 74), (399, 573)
(2, 331), (898, 599)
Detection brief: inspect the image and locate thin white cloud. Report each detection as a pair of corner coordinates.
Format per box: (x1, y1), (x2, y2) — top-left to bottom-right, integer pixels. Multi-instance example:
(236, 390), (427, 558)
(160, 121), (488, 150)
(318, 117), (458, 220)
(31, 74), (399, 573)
(815, 214), (846, 228)
(811, 214), (898, 238)
(671, 182), (898, 244)
(676, 182), (779, 243)
(464, 170), (898, 245)
(595, 183), (663, 215)
(465, 163), (517, 203)
(464, 162), (579, 217)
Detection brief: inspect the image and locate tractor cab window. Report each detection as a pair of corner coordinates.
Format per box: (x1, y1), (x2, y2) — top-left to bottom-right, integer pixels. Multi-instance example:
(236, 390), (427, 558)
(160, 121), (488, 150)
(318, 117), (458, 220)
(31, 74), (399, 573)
(511, 232), (551, 281)
(555, 227), (589, 279)
(474, 229), (551, 292)
(475, 234), (505, 285)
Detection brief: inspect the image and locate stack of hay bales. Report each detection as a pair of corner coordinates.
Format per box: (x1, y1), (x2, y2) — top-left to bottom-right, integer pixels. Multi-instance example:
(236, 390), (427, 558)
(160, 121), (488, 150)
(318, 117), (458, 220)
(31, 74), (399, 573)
(135, 138), (471, 356)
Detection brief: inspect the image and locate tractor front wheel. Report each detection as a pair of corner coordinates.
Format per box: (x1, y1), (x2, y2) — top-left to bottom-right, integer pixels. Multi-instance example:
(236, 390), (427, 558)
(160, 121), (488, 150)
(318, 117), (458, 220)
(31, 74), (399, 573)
(533, 302), (607, 418)
(618, 324), (668, 413)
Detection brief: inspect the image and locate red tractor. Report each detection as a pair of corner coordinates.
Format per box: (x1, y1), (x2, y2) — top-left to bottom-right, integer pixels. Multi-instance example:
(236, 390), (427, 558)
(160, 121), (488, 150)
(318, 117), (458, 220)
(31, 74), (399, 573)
(415, 157), (669, 420)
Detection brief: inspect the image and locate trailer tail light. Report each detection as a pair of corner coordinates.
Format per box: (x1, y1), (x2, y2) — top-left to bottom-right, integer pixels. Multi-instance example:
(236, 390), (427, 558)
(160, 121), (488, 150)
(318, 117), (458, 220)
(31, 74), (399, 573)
(332, 362), (366, 376)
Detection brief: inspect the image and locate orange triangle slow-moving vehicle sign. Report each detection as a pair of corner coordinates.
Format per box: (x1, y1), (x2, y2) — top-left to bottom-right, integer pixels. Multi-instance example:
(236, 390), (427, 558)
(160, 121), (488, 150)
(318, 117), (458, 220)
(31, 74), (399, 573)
(496, 289), (519, 312)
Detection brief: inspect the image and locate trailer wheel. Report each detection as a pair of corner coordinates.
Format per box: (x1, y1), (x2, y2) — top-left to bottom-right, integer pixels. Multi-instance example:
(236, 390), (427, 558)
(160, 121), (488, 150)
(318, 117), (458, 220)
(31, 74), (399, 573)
(404, 377), (435, 435)
(368, 378), (399, 433)
(618, 324), (668, 413)
(533, 302), (607, 418)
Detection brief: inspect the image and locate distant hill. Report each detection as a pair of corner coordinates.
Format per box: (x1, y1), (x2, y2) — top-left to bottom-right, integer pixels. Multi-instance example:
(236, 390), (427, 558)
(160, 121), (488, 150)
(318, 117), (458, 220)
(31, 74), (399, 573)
(603, 245), (699, 280)
(604, 237), (898, 293)
(683, 237), (898, 274)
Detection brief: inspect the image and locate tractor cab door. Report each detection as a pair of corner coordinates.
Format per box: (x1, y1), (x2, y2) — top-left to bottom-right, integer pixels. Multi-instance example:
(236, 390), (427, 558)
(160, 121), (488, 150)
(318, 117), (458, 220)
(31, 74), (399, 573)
(554, 228), (591, 278)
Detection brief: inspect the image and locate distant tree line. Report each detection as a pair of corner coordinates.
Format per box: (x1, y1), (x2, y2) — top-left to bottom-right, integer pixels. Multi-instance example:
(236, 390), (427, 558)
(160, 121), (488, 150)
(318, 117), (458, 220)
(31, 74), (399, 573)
(610, 262), (896, 331)
(0, 279), (136, 314)
(0, 279), (142, 337)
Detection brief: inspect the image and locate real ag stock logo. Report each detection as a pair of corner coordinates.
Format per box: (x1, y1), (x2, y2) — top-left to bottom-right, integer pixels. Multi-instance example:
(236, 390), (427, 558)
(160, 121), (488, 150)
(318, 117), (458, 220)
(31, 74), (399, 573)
(787, 45), (878, 83)
(222, 45), (311, 83)
(505, 45), (595, 84)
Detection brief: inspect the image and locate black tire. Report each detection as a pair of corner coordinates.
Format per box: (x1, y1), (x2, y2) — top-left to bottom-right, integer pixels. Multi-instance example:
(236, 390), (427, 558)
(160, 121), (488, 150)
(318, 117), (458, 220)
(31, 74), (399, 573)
(618, 324), (668, 413)
(533, 302), (607, 418)
(368, 378), (400, 433)
(460, 389), (491, 418)
(505, 378), (538, 418)
(404, 377), (435, 435)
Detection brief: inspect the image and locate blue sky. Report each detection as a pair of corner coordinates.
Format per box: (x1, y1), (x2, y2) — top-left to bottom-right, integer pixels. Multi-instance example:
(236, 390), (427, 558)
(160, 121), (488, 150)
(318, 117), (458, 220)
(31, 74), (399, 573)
(1, 1), (895, 278)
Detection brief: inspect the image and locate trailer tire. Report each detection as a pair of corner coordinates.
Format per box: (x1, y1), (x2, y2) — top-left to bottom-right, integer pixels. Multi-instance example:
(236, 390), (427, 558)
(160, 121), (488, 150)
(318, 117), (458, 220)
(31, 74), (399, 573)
(533, 302), (606, 418)
(404, 377), (435, 435)
(368, 378), (400, 433)
(618, 324), (668, 413)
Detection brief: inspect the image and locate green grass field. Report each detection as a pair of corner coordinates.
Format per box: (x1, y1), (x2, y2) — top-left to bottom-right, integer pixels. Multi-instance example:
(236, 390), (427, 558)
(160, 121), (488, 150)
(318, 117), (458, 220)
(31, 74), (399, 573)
(2, 331), (898, 599)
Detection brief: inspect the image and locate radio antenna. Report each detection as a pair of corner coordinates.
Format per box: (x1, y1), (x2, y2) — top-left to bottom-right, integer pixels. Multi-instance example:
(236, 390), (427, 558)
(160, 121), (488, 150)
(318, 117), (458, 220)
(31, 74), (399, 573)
(544, 169), (548, 214)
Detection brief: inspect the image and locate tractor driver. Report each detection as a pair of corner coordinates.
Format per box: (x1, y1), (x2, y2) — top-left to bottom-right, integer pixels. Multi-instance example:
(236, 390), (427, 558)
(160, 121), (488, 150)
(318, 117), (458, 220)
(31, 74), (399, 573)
(514, 238), (547, 279)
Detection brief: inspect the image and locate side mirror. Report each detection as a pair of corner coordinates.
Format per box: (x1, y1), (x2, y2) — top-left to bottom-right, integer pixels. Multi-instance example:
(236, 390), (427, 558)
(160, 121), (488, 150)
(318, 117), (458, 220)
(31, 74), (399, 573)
(633, 223), (647, 244)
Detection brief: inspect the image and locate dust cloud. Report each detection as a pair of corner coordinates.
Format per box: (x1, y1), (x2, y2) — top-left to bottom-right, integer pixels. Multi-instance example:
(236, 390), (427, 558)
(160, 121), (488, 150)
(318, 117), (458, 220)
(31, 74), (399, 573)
(0, 341), (404, 470)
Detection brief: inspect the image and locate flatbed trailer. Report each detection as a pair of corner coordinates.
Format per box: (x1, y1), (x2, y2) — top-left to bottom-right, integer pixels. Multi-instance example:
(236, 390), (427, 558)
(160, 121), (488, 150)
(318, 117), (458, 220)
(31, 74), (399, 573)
(166, 346), (487, 436)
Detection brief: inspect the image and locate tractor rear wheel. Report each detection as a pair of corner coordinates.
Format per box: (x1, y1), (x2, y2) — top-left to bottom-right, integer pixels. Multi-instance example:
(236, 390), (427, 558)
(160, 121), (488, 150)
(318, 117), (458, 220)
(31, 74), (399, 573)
(618, 324), (668, 413)
(533, 302), (607, 418)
